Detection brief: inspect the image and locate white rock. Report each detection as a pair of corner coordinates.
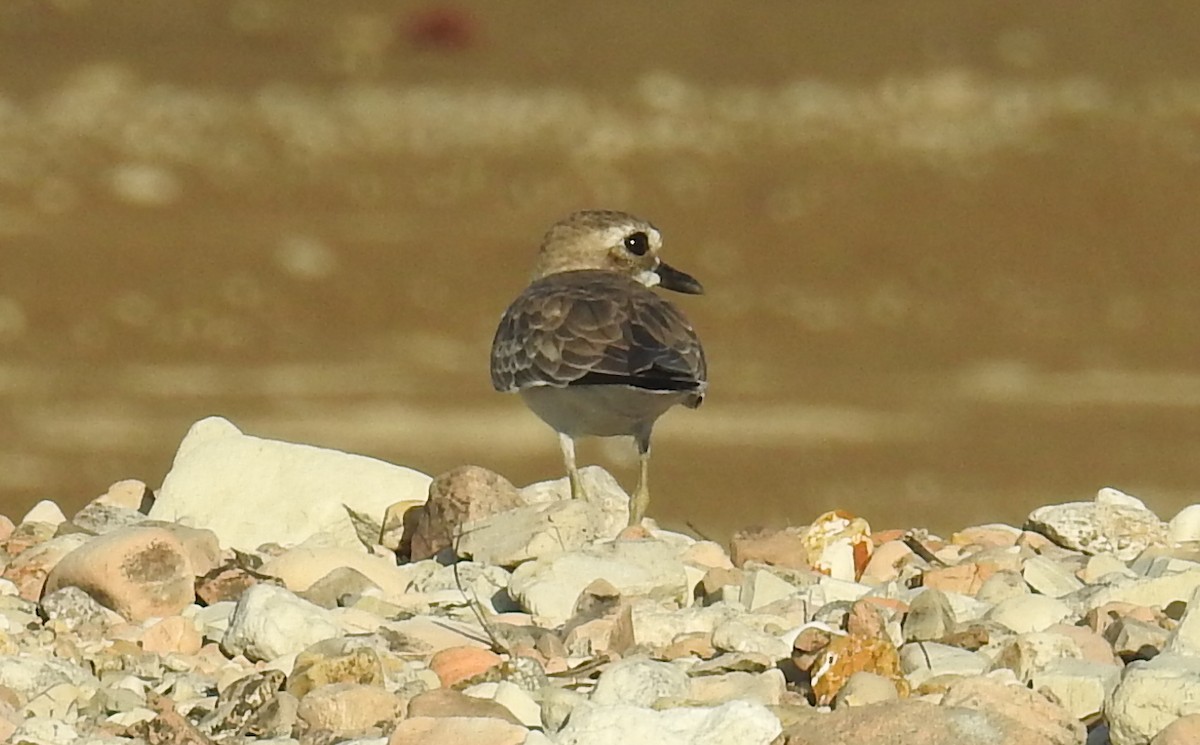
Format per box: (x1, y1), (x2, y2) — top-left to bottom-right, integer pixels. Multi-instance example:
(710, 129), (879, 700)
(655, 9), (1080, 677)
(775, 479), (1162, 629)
(21, 500), (67, 526)
(1170, 504), (1200, 545)
(150, 416), (432, 551)
(628, 602), (746, 648)
(899, 642), (988, 688)
(508, 540), (689, 625)
(11, 717), (79, 745)
(0, 654), (98, 699)
(592, 657), (689, 707)
(1085, 568), (1200, 612)
(1026, 499), (1167, 561)
(458, 499), (618, 567)
(741, 569), (797, 611)
(688, 669), (785, 706)
(1079, 553), (1136, 584)
(1022, 555), (1084, 598)
(221, 583), (340, 661)
(986, 594), (1073, 633)
(1096, 487), (1148, 509)
(462, 680), (542, 728)
(554, 699), (781, 745)
(519, 465), (630, 535)
(1107, 653), (1200, 745)
(711, 619), (791, 660)
(991, 631), (1083, 683)
(1031, 658), (1120, 720)
(834, 671), (901, 707)
(1165, 585), (1200, 657)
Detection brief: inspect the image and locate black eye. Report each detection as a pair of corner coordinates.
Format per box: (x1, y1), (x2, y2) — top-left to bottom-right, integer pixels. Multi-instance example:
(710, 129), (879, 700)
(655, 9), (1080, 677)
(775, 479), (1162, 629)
(624, 231), (650, 256)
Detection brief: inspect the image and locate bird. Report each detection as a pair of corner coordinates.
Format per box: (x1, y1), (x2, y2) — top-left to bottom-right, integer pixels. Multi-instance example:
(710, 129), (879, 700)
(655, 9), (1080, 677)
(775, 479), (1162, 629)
(490, 210), (707, 526)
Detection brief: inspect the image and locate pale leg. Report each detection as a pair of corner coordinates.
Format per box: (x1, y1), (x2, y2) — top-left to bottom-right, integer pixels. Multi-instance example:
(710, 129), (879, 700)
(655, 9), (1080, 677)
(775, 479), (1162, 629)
(630, 436), (651, 526)
(559, 432), (586, 500)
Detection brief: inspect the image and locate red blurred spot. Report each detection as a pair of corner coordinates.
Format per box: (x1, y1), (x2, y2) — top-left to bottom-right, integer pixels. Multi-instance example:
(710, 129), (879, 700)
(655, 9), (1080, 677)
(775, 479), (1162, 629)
(406, 6), (478, 51)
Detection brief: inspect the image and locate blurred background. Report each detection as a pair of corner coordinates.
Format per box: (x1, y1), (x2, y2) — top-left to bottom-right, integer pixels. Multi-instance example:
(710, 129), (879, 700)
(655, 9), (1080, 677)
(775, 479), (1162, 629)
(2, 1), (1199, 541)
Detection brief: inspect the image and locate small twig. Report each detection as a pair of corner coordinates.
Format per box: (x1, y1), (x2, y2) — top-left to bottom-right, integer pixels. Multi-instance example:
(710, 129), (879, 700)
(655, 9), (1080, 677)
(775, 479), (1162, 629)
(903, 529), (948, 567)
(451, 526), (509, 656)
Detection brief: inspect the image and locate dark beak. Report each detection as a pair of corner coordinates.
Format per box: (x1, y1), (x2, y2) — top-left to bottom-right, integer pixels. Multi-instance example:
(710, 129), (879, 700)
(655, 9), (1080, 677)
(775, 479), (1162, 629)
(656, 261), (704, 295)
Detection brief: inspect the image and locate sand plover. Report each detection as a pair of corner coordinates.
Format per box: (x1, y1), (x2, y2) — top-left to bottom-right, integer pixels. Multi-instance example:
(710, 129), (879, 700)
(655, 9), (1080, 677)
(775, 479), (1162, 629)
(490, 210), (707, 525)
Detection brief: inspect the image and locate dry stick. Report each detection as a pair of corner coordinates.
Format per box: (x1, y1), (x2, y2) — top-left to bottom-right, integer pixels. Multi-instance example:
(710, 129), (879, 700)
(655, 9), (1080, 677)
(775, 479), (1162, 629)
(451, 525), (509, 656)
(903, 529), (949, 567)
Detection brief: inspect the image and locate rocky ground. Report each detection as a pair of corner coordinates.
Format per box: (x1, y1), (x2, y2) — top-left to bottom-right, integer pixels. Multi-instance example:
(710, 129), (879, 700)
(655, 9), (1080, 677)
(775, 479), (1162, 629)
(2, 417), (1200, 744)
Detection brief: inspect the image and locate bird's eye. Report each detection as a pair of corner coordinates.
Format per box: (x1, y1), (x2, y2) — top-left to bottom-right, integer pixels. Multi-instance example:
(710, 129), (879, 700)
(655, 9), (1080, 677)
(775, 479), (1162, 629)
(624, 231), (650, 256)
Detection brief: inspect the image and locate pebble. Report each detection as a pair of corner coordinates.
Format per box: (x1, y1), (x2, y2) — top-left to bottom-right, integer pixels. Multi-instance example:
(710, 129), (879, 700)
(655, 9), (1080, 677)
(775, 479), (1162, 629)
(3, 422), (1200, 743)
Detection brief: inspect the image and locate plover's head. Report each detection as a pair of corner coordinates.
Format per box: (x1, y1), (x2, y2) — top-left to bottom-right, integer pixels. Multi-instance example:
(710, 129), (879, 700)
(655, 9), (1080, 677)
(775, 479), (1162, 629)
(530, 210), (704, 294)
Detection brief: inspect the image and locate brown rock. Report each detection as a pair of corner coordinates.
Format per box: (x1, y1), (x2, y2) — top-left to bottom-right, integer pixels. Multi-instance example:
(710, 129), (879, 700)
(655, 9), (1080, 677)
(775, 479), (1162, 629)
(730, 526), (808, 569)
(2, 533), (90, 601)
(429, 646), (504, 688)
(940, 675), (1084, 745)
(846, 599), (889, 639)
(287, 642), (386, 699)
(408, 466), (523, 561)
(43, 526), (195, 621)
(663, 632), (717, 660)
(195, 561), (259, 605)
(389, 716), (527, 745)
(297, 682), (405, 736)
(142, 615), (203, 656)
(1152, 713), (1200, 745)
(381, 499), (425, 554)
(406, 688), (522, 725)
(810, 634), (907, 705)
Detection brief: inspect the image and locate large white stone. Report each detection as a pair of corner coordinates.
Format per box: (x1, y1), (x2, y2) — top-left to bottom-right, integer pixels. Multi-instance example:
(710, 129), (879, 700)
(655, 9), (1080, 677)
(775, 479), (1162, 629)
(1169, 504), (1200, 545)
(1107, 654), (1200, 745)
(1026, 497), (1167, 561)
(149, 416), (432, 551)
(1085, 569), (1200, 612)
(221, 583), (341, 661)
(508, 540), (689, 625)
(554, 699), (781, 745)
(591, 657), (689, 707)
(457, 499), (619, 567)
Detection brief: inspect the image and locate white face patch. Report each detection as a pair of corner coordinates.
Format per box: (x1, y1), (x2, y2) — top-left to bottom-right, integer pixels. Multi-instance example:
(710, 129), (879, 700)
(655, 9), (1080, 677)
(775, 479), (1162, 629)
(634, 268), (661, 287)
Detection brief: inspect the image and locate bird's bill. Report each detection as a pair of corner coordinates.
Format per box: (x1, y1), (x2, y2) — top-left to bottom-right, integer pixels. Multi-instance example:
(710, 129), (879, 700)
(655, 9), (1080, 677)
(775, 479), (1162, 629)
(654, 261), (704, 294)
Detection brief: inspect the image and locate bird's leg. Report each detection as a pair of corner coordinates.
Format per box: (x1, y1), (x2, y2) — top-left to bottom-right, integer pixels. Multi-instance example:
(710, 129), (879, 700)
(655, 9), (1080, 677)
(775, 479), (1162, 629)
(630, 434), (651, 526)
(559, 432), (586, 500)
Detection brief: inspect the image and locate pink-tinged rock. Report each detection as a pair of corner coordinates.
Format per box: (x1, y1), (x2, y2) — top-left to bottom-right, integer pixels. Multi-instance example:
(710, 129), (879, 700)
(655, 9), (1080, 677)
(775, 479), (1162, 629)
(408, 466), (524, 561)
(1152, 713), (1200, 745)
(429, 646), (503, 688)
(0, 515), (13, 543)
(43, 526), (195, 621)
(780, 697), (1075, 745)
(142, 615), (203, 656)
(388, 716), (527, 745)
(1045, 623), (1120, 666)
(407, 689), (523, 723)
(2, 533), (90, 601)
(951, 524), (1021, 548)
(680, 540), (734, 570)
(923, 562), (995, 595)
(260, 546), (413, 597)
(941, 675), (1084, 745)
(730, 527), (808, 569)
(859, 540), (913, 583)
(155, 523), (222, 578)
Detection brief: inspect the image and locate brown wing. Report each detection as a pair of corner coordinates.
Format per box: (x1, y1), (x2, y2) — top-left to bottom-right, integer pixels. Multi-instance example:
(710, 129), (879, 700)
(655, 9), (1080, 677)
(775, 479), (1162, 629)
(490, 270), (706, 398)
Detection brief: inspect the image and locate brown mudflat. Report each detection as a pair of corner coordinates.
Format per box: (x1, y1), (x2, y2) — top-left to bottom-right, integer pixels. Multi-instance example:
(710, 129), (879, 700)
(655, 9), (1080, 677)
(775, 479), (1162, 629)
(2, 2), (1200, 540)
